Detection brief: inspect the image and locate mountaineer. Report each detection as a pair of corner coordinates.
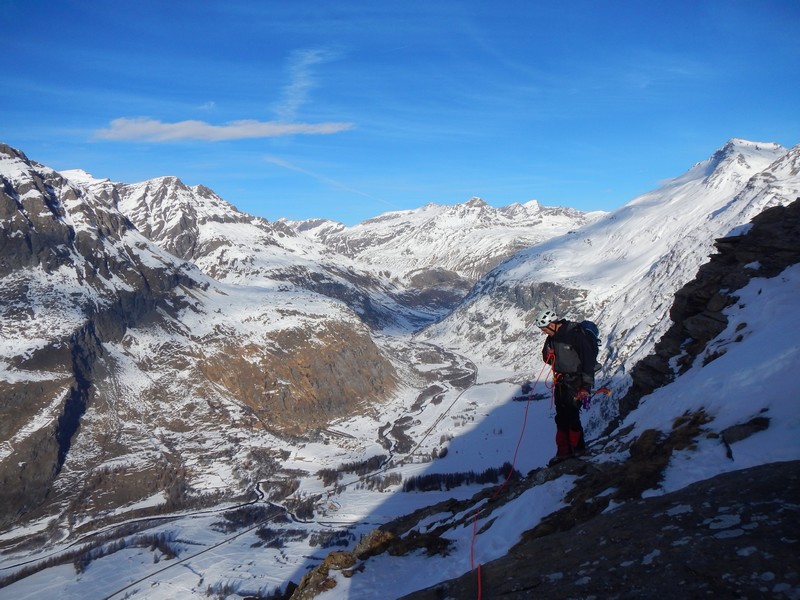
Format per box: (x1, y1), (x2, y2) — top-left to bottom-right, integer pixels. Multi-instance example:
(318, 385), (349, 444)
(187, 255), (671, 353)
(535, 309), (599, 465)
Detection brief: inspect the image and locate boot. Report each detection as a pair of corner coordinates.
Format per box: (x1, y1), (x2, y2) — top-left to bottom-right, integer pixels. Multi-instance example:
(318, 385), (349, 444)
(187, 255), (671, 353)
(549, 430), (572, 465)
(568, 429), (585, 456)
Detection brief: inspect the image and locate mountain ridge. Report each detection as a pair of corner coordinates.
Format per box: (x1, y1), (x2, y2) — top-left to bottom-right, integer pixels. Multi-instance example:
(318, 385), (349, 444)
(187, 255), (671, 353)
(1, 138), (798, 599)
(0, 143), (399, 532)
(285, 195), (598, 285)
(417, 139), (798, 395)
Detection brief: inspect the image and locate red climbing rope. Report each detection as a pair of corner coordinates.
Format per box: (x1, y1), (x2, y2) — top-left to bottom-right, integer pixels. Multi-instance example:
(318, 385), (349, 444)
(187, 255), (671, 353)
(469, 358), (552, 598)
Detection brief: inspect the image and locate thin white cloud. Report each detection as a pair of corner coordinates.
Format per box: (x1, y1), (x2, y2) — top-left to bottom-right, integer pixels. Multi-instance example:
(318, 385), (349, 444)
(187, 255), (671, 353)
(265, 155), (394, 207)
(94, 48), (348, 143)
(265, 154), (370, 197)
(275, 47), (342, 122)
(94, 117), (353, 142)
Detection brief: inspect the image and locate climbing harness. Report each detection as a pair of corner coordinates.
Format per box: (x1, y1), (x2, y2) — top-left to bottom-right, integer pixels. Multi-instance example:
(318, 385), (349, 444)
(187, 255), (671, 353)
(584, 387), (612, 408)
(544, 350), (558, 409)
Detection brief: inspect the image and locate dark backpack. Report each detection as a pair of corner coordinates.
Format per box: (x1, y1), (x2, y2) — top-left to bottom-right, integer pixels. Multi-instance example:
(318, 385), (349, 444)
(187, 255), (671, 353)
(578, 320), (602, 373)
(579, 320), (601, 347)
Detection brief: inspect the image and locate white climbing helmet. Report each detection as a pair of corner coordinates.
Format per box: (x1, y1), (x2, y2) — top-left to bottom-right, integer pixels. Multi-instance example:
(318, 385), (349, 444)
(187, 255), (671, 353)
(534, 309), (559, 328)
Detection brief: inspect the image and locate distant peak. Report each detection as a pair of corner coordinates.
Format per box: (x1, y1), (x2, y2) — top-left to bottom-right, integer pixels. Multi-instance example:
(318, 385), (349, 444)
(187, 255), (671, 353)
(0, 143), (31, 163)
(465, 197), (488, 207)
(683, 138), (789, 184)
(723, 138), (784, 152)
(713, 138), (786, 163)
(59, 169), (109, 185)
(152, 175), (183, 185)
(522, 199), (542, 210)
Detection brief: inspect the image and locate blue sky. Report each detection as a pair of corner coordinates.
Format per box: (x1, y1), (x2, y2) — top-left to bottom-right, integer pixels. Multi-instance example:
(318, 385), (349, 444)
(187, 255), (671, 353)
(4, 1), (799, 225)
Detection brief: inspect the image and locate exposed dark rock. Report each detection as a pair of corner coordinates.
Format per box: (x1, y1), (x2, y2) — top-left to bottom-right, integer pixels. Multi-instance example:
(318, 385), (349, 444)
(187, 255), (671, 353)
(402, 460), (800, 600)
(722, 416), (770, 446)
(618, 199), (800, 423)
(721, 415), (771, 459)
(0, 145), (400, 529)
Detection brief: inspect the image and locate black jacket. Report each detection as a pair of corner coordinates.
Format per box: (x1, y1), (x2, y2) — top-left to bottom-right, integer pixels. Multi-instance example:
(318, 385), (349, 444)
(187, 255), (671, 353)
(541, 320), (597, 390)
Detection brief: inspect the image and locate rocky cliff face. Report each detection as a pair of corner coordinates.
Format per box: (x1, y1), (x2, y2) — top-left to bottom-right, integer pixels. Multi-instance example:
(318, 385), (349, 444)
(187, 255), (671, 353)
(0, 145), (399, 530)
(0, 145), (207, 526)
(618, 198), (800, 422)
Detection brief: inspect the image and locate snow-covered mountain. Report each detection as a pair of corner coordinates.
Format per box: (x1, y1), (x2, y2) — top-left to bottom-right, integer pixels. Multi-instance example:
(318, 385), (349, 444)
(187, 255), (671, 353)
(419, 140), (799, 396)
(288, 197), (598, 283)
(58, 170), (433, 329)
(0, 139), (798, 599)
(0, 144), (398, 532)
(287, 198), (598, 315)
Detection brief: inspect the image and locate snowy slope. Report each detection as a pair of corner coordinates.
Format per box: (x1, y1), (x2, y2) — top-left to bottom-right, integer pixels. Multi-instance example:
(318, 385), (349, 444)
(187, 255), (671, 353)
(1, 236), (797, 600)
(289, 197), (600, 283)
(419, 140), (798, 390)
(1, 139), (799, 599)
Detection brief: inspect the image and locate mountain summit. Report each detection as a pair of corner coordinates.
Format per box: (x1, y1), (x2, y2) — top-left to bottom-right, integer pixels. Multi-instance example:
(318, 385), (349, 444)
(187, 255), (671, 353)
(287, 195), (596, 310)
(419, 140), (797, 381)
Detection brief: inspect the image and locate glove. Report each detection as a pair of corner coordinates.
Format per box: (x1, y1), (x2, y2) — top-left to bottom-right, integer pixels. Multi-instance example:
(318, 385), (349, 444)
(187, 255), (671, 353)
(575, 389), (591, 409)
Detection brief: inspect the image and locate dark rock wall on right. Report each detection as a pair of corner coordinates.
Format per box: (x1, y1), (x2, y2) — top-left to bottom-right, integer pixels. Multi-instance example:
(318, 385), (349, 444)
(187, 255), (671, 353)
(616, 198), (800, 423)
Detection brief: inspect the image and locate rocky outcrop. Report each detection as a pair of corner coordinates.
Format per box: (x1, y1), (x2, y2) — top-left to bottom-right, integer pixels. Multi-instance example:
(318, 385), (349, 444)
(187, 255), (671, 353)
(114, 176), (258, 261)
(291, 530), (397, 600)
(618, 198), (800, 421)
(402, 460), (800, 600)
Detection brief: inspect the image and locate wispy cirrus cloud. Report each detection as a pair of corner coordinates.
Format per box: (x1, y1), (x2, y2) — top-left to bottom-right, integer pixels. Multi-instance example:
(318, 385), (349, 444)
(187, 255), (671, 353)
(94, 47), (350, 143)
(265, 155), (396, 211)
(274, 47), (342, 122)
(265, 154), (374, 198)
(94, 117), (353, 142)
